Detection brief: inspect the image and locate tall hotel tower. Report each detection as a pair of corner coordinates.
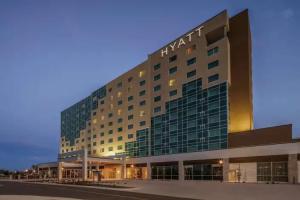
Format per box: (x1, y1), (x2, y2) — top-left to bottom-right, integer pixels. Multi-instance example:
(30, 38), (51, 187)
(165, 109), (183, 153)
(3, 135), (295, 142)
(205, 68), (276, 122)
(37, 9), (300, 183)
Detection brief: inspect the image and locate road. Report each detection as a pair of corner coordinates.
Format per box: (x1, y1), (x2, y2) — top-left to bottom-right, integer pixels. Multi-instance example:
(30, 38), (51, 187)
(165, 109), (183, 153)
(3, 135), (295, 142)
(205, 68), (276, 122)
(0, 181), (196, 200)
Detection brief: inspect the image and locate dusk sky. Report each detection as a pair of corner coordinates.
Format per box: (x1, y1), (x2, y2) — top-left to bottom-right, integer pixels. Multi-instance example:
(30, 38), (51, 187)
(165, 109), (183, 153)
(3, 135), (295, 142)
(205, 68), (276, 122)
(0, 0), (299, 170)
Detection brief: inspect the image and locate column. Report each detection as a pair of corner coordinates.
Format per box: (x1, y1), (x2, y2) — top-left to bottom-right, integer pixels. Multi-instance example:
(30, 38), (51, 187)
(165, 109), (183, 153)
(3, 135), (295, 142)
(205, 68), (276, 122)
(121, 159), (126, 179)
(82, 149), (88, 181)
(58, 162), (63, 182)
(178, 160), (184, 181)
(48, 168), (51, 178)
(288, 154), (298, 184)
(146, 162), (151, 180)
(222, 158), (229, 182)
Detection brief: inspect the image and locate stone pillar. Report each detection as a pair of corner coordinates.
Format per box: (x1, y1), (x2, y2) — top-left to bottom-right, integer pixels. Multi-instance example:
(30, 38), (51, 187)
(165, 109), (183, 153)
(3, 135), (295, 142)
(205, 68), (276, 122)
(146, 162), (151, 180)
(288, 154), (298, 184)
(222, 158), (229, 182)
(58, 162), (63, 182)
(82, 149), (88, 181)
(178, 160), (184, 181)
(121, 159), (126, 179)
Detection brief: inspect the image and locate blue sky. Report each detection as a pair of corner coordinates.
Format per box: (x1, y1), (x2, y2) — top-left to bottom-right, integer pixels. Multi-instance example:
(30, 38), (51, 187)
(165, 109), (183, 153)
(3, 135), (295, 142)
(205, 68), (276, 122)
(0, 0), (299, 170)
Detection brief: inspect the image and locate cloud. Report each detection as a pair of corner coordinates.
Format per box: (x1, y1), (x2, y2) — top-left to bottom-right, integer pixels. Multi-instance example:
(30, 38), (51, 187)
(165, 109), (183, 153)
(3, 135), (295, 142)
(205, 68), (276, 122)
(281, 8), (294, 19)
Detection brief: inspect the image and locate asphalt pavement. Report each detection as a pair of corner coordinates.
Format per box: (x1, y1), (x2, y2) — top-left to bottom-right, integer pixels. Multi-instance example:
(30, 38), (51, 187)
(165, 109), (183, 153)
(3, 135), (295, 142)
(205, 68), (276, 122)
(0, 181), (196, 200)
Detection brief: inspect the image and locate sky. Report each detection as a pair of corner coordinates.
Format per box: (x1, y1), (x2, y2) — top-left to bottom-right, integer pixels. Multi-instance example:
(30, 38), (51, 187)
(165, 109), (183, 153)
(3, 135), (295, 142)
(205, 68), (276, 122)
(0, 0), (299, 170)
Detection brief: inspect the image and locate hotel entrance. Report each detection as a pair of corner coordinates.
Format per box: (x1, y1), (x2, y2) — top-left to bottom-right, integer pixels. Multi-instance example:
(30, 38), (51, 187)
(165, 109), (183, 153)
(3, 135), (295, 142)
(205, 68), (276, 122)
(126, 163), (148, 179)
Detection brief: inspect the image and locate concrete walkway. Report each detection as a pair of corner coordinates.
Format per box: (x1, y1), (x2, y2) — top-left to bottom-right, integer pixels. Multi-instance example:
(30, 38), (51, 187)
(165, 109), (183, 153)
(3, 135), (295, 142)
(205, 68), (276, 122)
(99, 180), (300, 200)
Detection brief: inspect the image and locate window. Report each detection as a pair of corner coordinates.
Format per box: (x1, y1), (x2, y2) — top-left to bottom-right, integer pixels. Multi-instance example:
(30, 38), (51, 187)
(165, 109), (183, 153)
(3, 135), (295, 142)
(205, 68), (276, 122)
(100, 100), (104, 105)
(139, 80), (146, 86)
(118, 127), (123, 132)
(154, 106), (161, 113)
(128, 124), (134, 129)
(108, 113), (113, 118)
(108, 130), (113, 134)
(118, 136), (123, 141)
(128, 105), (134, 111)
(140, 121), (146, 126)
(139, 90), (146, 96)
(128, 134), (134, 139)
(100, 132), (104, 136)
(117, 91), (122, 98)
(108, 121), (113, 126)
(186, 44), (196, 55)
(153, 63), (161, 71)
(93, 142), (96, 146)
(108, 88), (112, 92)
(117, 145), (123, 150)
(100, 140), (104, 144)
(187, 70), (196, 78)
(208, 74), (219, 83)
(128, 115), (133, 120)
(207, 47), (218, 56)
(139, 100), (146, 106)
(169, 79), (176, 86)
(153, 85), (161, 92)
(128, 96), (133, 101)
(108, 138), (113, 143)
(117, 100), (122, 105)
(108, 147), (113, 151)
(187, 57), (196, 65)
(140, 110), (145, 116)
(100, 124), (104, 128)
(154, 96), (161, 102)
(208, 60), (219, 69)
(117, 118), (123, 123)
(101, 148), (104, 152)
(117, 109), (122, 115)
(169, 55), (177, 62)
(93, 111), (97, 116)
(139, 70), (145, 78)
(169, 66), (177, 75)
(169, 90), (177, 96)
(128, 77), (133, 82)
(117, 82), (122, 88)
(154, 74), (161, 81)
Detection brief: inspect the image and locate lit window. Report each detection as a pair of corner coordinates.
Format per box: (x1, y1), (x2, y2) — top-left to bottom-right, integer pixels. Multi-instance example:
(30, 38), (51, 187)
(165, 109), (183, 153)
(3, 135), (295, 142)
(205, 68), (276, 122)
(169, 79), (176, 87)
(101, 116), (105, 120)
(110, 104), (113, 109)
(117, 145), (123, 150)
(110, 95), (113, 101)
(92, 119), (97, 124)
(139, 70), (145, 78)
(117, 91), (122, 98)
(186, 44), (196, 55)
(117, 109), (122, 115)
(140, 110), (145, 117)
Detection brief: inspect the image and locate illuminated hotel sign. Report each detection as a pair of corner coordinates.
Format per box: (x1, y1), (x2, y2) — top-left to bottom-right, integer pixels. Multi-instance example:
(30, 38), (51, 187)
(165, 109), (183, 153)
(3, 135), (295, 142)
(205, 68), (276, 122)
(161, 26), (204, 57)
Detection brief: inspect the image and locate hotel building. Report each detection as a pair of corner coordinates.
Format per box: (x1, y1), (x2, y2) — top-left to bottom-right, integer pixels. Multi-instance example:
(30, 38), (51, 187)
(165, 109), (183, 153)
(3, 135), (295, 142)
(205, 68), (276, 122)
(37, 9), (300, 183)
